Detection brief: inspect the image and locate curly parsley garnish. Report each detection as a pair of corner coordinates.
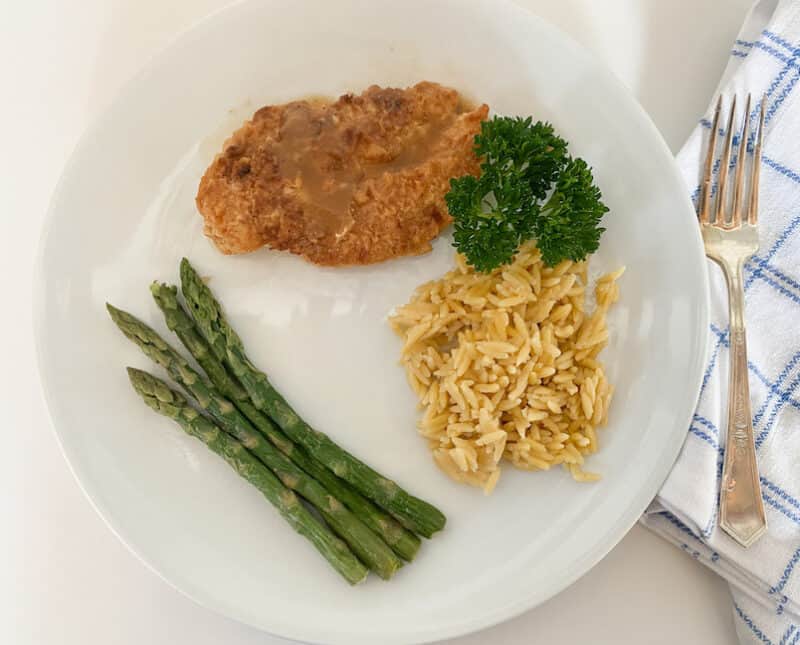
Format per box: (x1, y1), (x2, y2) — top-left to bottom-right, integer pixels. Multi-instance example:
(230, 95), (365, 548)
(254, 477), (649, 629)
(446, 116), (608, 271)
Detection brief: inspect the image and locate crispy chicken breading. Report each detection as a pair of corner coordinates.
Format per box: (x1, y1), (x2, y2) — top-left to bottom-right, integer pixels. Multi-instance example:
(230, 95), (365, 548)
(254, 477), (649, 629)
(196, 82), (488, 265)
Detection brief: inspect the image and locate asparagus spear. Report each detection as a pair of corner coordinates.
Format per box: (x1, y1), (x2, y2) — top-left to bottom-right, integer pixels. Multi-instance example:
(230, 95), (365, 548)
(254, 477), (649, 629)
(151, 282), (420, 561)
(126, 367), (368, 585)
(108, 304), (401, 579)
(179, 258), (446, 538)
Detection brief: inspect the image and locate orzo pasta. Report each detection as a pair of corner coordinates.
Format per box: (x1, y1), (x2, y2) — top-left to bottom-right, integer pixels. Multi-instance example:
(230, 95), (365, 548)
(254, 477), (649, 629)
(390, 242), (623, 493)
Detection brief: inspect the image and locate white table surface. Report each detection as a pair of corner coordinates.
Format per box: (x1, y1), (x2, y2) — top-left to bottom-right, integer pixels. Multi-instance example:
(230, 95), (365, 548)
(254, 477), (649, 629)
(1, 0), (755, 643)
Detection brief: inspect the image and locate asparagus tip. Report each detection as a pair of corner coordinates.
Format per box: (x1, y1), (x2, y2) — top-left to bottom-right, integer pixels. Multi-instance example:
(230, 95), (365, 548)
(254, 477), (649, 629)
(106, 302), (123, 320)
(150, 281), (176, 297)
(126, 366), (154, 390)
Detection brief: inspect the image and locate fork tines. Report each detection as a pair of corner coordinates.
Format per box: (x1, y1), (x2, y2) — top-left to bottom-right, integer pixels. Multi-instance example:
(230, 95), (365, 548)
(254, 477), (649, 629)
(699, 94), (766, 228)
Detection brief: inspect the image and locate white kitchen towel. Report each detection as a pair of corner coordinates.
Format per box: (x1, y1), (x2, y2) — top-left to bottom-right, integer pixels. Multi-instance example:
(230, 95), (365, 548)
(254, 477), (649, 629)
(639, 1), (800, 643)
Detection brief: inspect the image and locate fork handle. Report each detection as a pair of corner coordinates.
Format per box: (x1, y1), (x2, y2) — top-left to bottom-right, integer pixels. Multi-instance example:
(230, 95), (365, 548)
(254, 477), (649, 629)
(718, 258), (767, 547)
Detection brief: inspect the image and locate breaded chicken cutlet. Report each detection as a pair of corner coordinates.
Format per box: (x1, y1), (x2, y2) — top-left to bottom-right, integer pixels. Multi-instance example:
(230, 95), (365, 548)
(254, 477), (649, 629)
(196, 82), (488, 265)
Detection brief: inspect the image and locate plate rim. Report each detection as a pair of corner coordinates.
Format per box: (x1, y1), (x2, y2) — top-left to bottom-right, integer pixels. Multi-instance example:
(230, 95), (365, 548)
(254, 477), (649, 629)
(32, 0), (710, 642)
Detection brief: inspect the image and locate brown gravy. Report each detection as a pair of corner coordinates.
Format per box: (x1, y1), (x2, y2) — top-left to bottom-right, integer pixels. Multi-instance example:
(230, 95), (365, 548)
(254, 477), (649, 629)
(270, 96), (458, 238)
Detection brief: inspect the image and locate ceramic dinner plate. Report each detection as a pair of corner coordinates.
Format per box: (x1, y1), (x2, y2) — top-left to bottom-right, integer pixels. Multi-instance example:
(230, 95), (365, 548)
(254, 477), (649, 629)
(34, 0), (709, 642)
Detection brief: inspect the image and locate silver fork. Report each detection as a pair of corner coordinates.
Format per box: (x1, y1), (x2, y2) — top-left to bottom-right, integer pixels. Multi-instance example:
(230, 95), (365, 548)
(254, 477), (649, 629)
(699, 95), (767, 548)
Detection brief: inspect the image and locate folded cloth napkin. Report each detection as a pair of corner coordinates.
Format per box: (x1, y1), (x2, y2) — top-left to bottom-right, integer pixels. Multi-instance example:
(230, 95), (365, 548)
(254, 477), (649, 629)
(640, 1), (800, 642)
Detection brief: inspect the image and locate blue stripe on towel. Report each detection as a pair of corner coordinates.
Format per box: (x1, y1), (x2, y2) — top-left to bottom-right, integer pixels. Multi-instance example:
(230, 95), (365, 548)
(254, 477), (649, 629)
(736, 602), (774, 644)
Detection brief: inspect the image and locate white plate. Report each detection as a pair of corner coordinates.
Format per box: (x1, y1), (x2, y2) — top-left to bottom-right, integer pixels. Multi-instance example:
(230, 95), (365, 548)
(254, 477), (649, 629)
(34, 0), (709, 642)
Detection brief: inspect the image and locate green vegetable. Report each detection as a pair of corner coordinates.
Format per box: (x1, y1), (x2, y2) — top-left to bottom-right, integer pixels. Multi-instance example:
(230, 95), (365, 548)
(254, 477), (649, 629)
(446, 116), (607, 271)
(180, 258), (447, 538)
(108, 304), (400, 579)
(150, 281), (420, 561)
(533, 157), (607, 267)
(126, 367), (368, 585)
